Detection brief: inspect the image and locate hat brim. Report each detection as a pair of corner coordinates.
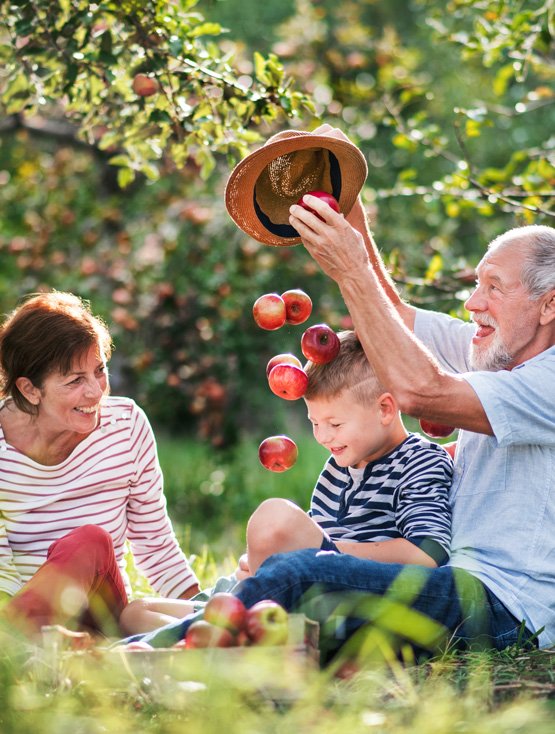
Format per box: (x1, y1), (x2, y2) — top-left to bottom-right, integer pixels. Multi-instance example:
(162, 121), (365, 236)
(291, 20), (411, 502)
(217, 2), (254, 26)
(225, 131), (368, 246)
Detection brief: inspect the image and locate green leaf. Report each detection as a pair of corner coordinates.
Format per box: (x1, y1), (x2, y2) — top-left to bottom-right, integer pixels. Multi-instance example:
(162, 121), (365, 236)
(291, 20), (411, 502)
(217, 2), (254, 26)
(117, 166), (136, 189)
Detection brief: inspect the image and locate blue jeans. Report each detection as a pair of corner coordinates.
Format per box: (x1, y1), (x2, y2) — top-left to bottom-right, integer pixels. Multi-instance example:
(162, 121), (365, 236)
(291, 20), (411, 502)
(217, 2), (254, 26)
(132, 549), (536, 659)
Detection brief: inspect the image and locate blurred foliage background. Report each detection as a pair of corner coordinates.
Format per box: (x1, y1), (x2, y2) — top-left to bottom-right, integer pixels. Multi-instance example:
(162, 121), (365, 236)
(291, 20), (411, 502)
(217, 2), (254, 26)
(1, 0), (553, 555)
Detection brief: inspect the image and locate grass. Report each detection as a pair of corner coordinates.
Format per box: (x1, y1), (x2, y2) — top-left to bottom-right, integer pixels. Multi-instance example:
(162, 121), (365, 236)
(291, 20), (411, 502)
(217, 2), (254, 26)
(1, 433), (553, 732)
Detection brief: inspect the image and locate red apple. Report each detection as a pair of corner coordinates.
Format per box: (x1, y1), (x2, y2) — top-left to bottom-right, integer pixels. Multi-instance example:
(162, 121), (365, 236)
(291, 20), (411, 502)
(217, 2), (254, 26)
(268, 363), (308, 401)
(185, 619), (236, 648)
(266, 353), (303, 378)
(124, 640), (154, 651)
(281, 289), (313, 325)
(301, 323), (340, 364)
(297, 190), (340, 221)
(132, 73), (160, 97)
(245, 600), (289, 646)
(258, 435), (298, 472)
(419, 419), (456, 439)
(253, 293), (286, 331)
(203, 592), (247, 634)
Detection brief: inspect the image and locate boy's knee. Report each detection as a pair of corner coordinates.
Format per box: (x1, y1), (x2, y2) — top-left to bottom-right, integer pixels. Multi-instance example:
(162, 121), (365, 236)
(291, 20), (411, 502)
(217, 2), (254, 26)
(247, 498), (299, 548)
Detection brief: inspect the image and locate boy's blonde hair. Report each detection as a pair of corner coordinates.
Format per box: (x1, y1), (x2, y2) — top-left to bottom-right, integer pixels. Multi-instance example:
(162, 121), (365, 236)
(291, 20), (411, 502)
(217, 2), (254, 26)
(304, 330), (385, 407)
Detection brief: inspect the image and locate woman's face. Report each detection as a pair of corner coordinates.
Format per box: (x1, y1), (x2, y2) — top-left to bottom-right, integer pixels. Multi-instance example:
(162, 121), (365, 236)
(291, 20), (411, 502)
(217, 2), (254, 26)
(35, 343), (109, 435)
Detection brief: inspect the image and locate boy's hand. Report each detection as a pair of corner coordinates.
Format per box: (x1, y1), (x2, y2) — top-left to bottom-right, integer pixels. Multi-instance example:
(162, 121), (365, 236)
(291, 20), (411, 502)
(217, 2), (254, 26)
(235, 553), (252, 581)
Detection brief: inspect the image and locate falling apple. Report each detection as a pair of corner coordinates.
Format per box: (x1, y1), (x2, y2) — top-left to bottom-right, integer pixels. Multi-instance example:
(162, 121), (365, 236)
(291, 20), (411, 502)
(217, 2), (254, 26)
(268, 363), (308, 401)
(132, 73), (160, 97)
(245, 600), (289, 646)
(258, 435), (298, 472)
(281, 289), (313, 325)
(301, 323), (340, 364)
(297, 190), (340, 221)
(253, 293), (287, 330)
(203, 592), (247, 635)
(266, 353), (303, 378)
(419, 419), (456, 439)
(185, 619), (236, 648)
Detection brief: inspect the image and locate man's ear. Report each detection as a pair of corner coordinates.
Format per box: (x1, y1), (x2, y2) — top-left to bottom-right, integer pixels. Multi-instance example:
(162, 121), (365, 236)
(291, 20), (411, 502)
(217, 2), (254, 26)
(540, 289), (555, 326)
(15, 377), (41, 406)
(377, 392), (398, 425)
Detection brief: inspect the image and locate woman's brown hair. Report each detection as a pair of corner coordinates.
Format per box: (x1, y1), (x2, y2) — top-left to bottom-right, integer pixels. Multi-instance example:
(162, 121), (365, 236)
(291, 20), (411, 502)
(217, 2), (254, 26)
(0, 292), (113, 415)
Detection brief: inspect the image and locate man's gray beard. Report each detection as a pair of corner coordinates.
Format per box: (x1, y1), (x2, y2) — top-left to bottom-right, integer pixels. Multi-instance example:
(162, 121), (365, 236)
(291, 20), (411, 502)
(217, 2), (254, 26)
(469, 340), (513, 371)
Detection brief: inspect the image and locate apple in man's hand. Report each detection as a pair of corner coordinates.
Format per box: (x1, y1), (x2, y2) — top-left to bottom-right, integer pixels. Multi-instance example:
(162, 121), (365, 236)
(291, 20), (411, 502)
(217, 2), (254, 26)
(203, 593), (247, 634)
(297, 190), (340, 221)
(258, 435), (298, 472)
(185, 619), (236, 648)
(253, 293), (286, 330)
(419, 419), (456, 439)
(266, 353), (303, 378)
(245, 600), (289, 646)
(268, 363), (308, 400)
(132, 73), (160, 97)
(281, 289), (312, 325)
(301, 323), (340, 364)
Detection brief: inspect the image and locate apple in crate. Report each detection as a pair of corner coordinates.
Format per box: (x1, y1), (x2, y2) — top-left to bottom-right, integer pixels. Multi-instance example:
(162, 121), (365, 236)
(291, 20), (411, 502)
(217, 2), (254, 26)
(297, 190), (340, 220)
(258, 435), (298, 472)
(266, 353), (303, 378)
(419, 419), (455, 439)
(301, 323), (340, 364)
(124, 640), (154, 651)
(246, 600), (289, 646)
(253, 293), (286, 331)
(203, 592), (247, 635)
(185, 619), (236, 648)
(268, 363), (308, 400)
(281, 289), (312, 325)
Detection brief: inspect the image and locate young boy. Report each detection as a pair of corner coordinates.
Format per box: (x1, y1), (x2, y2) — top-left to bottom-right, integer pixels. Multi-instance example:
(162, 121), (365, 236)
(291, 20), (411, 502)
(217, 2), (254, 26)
(244, 329), (453, 575)
(119, 330), (453, 636)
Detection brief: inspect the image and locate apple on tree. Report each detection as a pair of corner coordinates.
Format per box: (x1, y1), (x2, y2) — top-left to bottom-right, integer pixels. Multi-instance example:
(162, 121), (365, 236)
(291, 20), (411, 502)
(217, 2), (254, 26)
(203, 592), (247, 635)
(419, 419), (456, 439)
(266, 353), (303, 378)
(297, 191), (340, 221)
(268, 363), (308, 401)
(281, 289), (312, 325)
(245, 600), (289, 646)
(301, 323), (340, 364)
(253, 293), (286, 331)
(258, 435), (298, 472)
(132, 73), (160, 97)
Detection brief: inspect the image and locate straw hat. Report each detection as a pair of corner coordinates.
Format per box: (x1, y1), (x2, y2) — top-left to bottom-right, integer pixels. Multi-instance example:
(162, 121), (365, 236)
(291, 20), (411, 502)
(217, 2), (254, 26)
(225, 129), (368, 246)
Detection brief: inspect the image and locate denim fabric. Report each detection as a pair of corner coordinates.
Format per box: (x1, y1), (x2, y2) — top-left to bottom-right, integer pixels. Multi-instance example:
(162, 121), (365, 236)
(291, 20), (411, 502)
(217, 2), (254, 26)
(235, 549), (535, 660)
(131, 548), (535, 658)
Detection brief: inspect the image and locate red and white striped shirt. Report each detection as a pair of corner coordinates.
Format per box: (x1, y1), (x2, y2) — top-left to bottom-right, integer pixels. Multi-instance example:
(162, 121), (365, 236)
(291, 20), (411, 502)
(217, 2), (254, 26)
(0, 396), (198, 598)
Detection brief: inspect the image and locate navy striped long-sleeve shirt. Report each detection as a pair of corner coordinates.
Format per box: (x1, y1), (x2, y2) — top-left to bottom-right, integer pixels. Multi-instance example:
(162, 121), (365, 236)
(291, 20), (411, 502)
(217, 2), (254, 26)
(309, 433), (453, 565)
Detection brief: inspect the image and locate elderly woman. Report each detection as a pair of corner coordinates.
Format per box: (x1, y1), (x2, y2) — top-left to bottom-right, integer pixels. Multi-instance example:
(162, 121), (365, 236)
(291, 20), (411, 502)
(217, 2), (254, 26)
(0, 291), (199, 638)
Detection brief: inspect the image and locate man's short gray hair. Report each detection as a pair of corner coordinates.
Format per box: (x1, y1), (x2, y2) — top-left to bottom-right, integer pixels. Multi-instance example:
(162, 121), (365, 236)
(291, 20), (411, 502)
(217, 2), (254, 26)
(490, 225), (555, 300)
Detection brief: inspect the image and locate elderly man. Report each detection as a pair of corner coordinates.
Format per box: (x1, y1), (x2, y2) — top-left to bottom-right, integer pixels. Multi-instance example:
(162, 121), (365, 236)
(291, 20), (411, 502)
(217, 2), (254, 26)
(133, 131), (555, 660)
(236, 150), (554, 654)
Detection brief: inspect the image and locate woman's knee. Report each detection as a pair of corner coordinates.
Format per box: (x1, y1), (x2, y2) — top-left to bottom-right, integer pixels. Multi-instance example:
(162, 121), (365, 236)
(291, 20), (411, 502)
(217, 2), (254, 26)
(48, 525), (114, 561)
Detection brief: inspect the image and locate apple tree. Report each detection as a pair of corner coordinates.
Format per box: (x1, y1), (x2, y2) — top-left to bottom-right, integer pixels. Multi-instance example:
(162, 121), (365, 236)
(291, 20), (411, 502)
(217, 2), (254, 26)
(0, 0), (313, 186)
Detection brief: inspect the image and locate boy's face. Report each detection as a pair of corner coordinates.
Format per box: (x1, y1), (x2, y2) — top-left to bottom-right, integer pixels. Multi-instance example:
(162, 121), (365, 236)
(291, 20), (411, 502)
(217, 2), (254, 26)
(305, 389), (404, 469)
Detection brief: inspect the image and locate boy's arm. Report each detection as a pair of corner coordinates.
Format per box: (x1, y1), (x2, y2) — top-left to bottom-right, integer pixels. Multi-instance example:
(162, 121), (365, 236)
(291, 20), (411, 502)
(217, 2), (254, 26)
(333, 537), (439, 567)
